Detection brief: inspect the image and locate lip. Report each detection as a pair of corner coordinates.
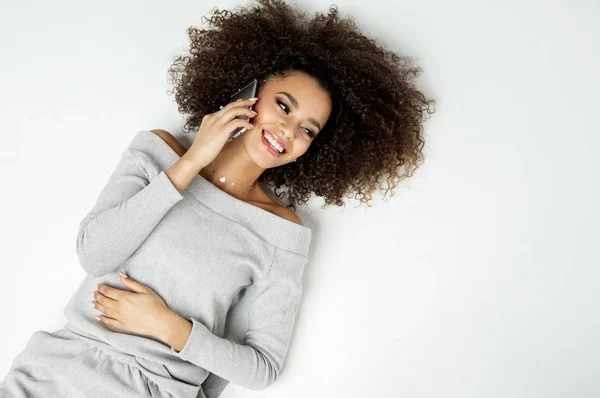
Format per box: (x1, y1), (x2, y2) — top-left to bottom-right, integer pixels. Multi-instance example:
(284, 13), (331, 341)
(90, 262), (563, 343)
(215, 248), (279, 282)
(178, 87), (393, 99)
(263, 129), (288, 153)
(261, 129), (285, 157)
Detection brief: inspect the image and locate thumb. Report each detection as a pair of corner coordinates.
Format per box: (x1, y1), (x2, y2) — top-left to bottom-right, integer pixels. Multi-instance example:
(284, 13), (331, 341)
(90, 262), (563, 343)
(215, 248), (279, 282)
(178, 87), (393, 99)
(119, 272), (147, 293)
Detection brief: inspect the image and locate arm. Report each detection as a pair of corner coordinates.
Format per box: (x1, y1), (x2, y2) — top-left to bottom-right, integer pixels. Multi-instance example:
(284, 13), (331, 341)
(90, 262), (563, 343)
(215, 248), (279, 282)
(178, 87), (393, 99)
(76, 131), (202, 277)
(198, 285), (251, 398)
(200, 372), (230, 398)
(163, 248), (307, 391)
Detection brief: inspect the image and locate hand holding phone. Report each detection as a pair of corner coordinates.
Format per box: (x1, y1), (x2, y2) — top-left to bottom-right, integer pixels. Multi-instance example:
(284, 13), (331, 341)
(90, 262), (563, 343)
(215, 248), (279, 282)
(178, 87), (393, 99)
(225, 79), (258, 143)
(186, 98), (258, 169)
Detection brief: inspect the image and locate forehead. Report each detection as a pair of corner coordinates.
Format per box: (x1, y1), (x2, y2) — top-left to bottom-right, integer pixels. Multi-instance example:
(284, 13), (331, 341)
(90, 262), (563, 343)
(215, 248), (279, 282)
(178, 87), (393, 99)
(263, 73), (323, 97)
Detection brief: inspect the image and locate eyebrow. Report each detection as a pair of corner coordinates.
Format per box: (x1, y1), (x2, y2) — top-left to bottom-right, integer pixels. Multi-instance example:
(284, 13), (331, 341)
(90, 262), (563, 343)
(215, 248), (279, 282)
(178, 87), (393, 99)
(277, 91), (322, 131)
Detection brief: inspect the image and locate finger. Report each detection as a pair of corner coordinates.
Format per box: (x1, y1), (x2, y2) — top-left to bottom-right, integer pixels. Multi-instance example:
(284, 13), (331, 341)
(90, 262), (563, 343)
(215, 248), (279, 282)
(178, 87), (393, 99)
(225, 118), (254, 133)
(96, 315), (121, 329)
(97, 284), (126, 301)
(212, 99), (256, 119)
(226, 97), (257, 109)
(220, 103), (257, 118)
(220, 98), (257, 115)
(94, 290), (117, 307)
(93, 300), (117, 319)
(119, 272), (149, 294)
(218, 108), (257, 126)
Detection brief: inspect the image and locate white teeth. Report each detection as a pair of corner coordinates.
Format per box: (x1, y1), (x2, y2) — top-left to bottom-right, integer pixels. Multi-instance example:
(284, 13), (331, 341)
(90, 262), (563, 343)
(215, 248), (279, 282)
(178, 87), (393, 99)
(263, 131), (284, 153)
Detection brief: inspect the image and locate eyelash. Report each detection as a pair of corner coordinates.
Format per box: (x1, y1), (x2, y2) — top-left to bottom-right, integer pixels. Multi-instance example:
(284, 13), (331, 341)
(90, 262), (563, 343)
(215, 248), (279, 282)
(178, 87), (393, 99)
(276, 99), (316, 138)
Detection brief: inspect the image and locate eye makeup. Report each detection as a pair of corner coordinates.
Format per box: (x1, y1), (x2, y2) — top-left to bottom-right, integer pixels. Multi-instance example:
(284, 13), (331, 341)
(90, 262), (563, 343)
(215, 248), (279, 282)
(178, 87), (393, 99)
(275, 98), (316, 138)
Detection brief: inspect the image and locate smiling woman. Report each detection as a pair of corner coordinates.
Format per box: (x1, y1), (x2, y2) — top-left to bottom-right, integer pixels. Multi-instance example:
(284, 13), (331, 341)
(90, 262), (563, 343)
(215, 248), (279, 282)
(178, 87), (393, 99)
(2, 129), (314, 397)
(0, 0), (434, 397)
(151, 128), (304, 226)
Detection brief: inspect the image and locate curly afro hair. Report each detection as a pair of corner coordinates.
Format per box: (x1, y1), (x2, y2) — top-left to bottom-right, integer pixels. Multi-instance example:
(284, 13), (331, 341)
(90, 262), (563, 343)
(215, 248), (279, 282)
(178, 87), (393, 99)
(166, 0), (435, 212)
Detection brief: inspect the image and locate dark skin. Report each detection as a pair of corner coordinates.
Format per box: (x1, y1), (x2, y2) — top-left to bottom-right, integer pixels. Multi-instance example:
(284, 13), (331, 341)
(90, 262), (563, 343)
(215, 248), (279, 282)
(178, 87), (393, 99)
(196, 71), (332, 200)
(93, 72), (332, 350)
(156, 70), (332, 225)
(151, 128), (295, 223)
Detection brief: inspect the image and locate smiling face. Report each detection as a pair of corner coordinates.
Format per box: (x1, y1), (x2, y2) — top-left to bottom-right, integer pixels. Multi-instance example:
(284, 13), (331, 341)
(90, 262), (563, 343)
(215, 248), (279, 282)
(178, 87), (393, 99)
(241, 71), (332, 167)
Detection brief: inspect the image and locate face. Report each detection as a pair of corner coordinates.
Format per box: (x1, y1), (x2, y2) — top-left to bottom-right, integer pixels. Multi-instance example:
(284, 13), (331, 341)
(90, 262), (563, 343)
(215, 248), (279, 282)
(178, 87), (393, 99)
(241, 71), (332, 167)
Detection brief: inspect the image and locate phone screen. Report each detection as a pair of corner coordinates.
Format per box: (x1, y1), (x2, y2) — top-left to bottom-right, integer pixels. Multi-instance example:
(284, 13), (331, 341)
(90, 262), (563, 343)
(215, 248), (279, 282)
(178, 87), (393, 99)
(226, 79), (258, 143)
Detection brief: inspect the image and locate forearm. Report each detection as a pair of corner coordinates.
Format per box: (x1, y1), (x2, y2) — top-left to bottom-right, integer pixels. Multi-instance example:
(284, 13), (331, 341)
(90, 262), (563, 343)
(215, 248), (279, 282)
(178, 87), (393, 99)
(76, 168), (183, 277)
(164, 151), (205, 195)
(201, 372), (231, 398)
(159, 310), (193, 353)
(157, 311), (278, 390)
(160, 253), (305, 390)
(77, 149), (204, 277)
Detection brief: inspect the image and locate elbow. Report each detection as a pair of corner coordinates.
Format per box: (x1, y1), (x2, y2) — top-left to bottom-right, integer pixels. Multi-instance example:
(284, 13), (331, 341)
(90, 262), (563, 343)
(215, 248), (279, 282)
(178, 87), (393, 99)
(76, 255), (105, 279)
(76, 247), (103, 278)
(76, 230), (111, 278)
(249, 374), (278, 391)
(248, 360), (281, 391)
(243, 344), (287, 390)
(76, 230), (95, 277)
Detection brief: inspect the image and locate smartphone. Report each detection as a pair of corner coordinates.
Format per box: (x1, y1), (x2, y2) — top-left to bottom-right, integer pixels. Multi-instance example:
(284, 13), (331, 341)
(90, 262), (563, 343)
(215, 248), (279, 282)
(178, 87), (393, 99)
(225, 78), (258, 143)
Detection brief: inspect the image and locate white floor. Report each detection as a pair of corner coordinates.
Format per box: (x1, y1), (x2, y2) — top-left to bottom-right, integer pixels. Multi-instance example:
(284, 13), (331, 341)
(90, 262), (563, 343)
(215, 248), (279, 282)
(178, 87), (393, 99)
(0, 1), (598, 397)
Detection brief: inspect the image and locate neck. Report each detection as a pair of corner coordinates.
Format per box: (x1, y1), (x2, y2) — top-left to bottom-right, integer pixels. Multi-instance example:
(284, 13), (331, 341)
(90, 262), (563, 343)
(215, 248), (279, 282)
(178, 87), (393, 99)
(199, 135), (266, 201)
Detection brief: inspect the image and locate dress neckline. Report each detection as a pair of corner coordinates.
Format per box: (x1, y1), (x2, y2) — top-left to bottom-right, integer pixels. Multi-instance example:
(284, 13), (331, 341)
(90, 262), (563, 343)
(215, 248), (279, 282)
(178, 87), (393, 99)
(131, 130), (312, 257)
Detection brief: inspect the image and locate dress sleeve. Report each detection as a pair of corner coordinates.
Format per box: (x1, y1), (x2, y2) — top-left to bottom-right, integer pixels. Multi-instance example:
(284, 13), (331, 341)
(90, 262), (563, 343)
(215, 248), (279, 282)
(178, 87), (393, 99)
(200, 372), (230, 398)
(170, 248), (307, 391)
(76, 143), (184, 278)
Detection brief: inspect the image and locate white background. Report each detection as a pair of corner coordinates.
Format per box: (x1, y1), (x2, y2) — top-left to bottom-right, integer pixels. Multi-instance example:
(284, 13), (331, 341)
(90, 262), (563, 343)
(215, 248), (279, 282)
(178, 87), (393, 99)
(0, 0), (598, 397)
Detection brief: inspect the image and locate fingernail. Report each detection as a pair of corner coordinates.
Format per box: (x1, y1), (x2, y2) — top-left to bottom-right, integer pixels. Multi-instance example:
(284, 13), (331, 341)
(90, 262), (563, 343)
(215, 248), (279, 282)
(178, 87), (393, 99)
(249, 97), (258, 101)
(120, 272), (128, 278)
(250, 110), (257, 114)
(96, 316), (101, 322)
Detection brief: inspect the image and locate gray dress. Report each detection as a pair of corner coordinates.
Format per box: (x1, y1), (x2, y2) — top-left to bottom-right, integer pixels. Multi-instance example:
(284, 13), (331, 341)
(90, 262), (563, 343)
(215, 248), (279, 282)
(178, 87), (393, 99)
(1, 328), (175, 398)
(0, 130), (312, 397)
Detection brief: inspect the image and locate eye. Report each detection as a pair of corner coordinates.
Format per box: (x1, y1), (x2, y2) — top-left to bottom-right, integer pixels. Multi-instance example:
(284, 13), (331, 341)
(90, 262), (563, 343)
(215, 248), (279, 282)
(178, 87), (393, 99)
(276, 99), (290, 114)
(276, 99), (316, 138)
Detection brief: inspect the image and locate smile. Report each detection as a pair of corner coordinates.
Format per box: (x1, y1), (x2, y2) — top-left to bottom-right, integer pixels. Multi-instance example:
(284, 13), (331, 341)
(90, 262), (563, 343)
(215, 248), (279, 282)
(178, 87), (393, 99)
(261, 129), (287, 157)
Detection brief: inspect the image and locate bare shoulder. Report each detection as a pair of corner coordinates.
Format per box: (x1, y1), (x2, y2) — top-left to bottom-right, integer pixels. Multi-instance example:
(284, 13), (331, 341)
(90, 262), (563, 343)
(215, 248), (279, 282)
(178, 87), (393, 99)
(251, 189), (304, 226)
(150, 129), (304, 227)
(270, 205), (304, 226)
(149, 129), (188, 157)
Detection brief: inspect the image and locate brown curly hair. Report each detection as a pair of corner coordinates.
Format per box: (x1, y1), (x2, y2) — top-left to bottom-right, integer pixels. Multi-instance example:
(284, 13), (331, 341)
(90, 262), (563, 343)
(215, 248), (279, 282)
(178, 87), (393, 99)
(166, 0), (435, 212)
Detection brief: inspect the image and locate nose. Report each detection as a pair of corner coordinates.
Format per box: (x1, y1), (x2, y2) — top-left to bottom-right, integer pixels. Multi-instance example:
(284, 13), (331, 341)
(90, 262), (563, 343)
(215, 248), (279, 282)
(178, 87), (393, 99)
(278, 123), (294, 142)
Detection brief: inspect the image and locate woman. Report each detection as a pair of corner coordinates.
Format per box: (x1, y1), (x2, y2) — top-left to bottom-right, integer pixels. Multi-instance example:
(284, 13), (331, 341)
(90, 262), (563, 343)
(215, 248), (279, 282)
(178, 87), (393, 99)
(0, 0), (434, 397)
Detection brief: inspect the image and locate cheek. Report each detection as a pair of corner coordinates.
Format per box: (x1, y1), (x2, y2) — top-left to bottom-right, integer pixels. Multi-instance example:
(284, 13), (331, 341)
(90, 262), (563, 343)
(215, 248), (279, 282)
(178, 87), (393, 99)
(291, 142), (310, 158)
(252, 104), (272, 121)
